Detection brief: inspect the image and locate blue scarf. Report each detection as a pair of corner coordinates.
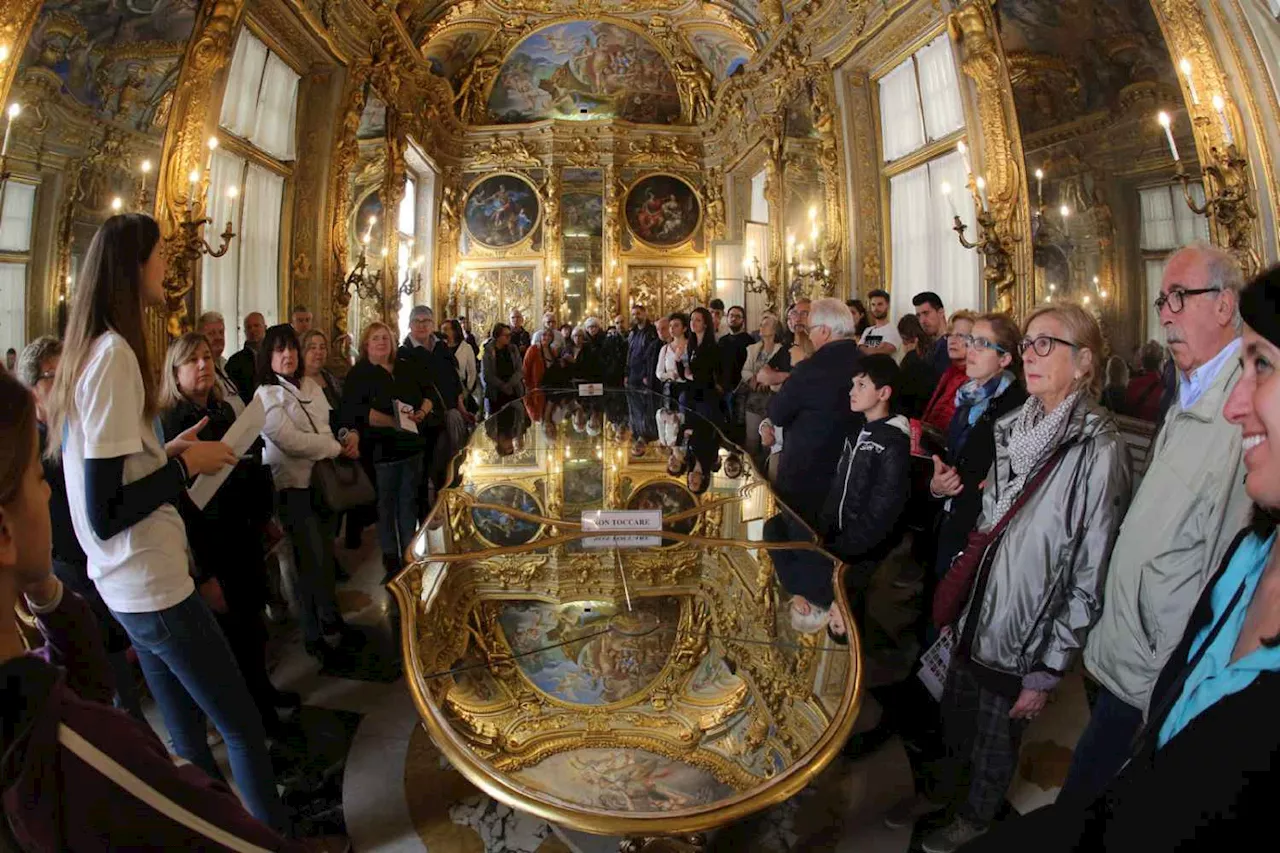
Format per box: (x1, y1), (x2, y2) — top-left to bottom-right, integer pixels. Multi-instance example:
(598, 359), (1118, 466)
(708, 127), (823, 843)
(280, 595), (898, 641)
(947, 371), (1014, 456)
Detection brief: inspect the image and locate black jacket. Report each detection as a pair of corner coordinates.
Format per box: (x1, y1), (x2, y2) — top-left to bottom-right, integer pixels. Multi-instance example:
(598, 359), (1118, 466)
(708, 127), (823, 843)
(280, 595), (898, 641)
(933, 380), (1028, 574)
(224, 343), (258, 405)
(766, 338), (861, 525)
(642, 336), (666, 393)
(626, 323), (659, 387)
(968, 525), (1279, 853)
(601, 331), (628, 388)
(895, 350), (937, 419)
(399, 335), (462, 411)
(819, 416), (911, 573)
(718, 331), (754, 393)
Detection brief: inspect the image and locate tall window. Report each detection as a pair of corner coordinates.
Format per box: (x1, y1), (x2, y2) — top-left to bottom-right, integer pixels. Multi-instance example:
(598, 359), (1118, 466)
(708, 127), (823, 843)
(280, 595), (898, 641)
(1140, 181), (1209, 340)
(397, 174), (418, 336)
(878, 34), (977, 320)
(204, 28), (300, 352)
(0, 181), (36, 355)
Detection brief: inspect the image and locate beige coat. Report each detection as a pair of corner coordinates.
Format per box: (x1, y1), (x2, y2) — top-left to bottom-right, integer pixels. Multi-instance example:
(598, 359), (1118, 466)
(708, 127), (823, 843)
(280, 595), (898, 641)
(1083, 352), (1251, 712)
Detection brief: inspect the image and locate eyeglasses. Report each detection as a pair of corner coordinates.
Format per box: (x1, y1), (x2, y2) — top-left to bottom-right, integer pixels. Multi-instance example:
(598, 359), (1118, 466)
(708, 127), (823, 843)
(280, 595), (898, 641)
(1018, 335), (1079, 357)
(962, 334), (1007, 354)
(1154, 286), (1221, 314)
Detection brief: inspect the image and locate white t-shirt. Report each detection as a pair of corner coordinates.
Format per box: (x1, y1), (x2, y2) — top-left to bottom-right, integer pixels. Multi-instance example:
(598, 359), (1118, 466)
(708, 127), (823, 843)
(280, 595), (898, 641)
(63, 332), (192, 613)
(860, 322), (904, 362)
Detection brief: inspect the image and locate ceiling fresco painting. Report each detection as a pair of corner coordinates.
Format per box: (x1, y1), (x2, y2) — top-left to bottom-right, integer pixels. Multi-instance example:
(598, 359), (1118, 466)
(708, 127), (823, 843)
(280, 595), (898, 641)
(423, 27), (491, 88)
(485, 21), (683, 124)
(997, 0), (1178, 134)
(21, 0), (200, 136)
(686, 28), (752, 82)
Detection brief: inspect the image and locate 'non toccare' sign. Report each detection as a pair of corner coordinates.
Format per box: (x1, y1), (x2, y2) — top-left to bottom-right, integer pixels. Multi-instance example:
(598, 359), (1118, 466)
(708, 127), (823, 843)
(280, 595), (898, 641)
(580, 509), (663, 548)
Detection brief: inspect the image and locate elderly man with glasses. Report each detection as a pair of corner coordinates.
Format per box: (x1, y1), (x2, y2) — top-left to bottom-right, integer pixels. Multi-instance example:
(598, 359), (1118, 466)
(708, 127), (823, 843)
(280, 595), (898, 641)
(1062, 244), (1252, 801)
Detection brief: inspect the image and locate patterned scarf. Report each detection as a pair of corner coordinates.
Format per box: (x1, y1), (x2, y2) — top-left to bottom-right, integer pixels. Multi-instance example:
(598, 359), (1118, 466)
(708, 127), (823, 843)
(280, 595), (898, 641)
(947, 371), (1014, 458)
(990, 390), (1080, 522)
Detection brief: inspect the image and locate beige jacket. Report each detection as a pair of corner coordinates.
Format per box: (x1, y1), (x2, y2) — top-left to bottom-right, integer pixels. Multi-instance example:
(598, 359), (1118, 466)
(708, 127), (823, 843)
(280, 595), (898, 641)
(1083, 351), (1251, 712)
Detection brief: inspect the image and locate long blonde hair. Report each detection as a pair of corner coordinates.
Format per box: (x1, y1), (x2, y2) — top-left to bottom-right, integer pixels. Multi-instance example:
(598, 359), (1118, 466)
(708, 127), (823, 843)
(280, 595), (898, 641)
(46, 214), (162, 458)
(160, 333), (222, 410)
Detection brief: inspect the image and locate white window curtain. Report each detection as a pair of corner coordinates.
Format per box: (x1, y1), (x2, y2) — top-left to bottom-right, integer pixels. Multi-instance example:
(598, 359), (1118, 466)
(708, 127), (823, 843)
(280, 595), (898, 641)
(889, 153), (980, 322)
(397, 175), (418, 335)
(879, 58), (925, 162)
(252, 53), (299, 160)
(749, 170), (769, 222)
(0, 261), (26, 354)
(0, 181), (36, 252)
(238, 164), (284, 334)
(1141, 183), (1209, 250)
(916, 35), (965, 141)
(219, 32), (267, 139)
(889, 164), (932, 320)
(202, 149), (244, 349)
(1271, 0), (1280, 18)
(1146, 259), (1168, 342)
(219, 30), (299, 160)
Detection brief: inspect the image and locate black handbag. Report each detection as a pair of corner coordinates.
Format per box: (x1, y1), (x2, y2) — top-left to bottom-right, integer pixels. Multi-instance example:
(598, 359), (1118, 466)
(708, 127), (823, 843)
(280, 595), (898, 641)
(298, 395), (375, 512)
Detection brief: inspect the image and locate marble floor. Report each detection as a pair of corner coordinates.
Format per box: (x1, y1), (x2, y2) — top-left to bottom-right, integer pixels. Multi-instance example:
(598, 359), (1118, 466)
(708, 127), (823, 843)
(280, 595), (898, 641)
(166, 528), (1089, 852)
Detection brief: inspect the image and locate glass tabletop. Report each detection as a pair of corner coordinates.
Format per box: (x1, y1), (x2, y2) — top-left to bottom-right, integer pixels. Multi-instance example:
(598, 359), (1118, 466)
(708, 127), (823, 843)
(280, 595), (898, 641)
(392, 390), (862, 836)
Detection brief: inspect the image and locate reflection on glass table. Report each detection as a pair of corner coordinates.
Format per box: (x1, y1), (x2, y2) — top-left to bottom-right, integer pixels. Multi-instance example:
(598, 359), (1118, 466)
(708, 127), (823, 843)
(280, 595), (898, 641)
(389, 390), (863, 842)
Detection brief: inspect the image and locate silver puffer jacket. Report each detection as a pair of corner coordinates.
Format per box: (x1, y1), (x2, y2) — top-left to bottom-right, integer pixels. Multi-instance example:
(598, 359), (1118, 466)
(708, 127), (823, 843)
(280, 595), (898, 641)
(958, 398), (1132, 678)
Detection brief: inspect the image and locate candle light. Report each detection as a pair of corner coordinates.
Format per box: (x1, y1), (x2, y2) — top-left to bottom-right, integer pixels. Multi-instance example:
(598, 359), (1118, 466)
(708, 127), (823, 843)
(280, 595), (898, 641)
(1034, 168), (1044, 208)
(1, 102), (21, 158)
(976, 176), (989, 211)
(1060, 204), (1071, 220)
(808, 205), (817, 224)
(380, 247), (389, 258)
(941, 181), (959, 217)
(1083, 294), (1092, 306)
(1158, 112), (1180, 161)
(364, 214), (377, 243)
(1179, 59), (1199, 106)
(110, 197), (123, 212)
(1213, 94), (1235, 146)
(957, 140), (972, 176)
(0, 46), (10, 64)
(187, 168), (200, 209)
(226, 185), (238, 223)
(205, 136), (218, 171)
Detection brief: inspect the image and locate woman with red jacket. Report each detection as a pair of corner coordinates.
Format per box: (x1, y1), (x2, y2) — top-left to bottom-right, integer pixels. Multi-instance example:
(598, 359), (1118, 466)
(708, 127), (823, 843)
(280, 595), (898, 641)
(921, 311), (976, 434)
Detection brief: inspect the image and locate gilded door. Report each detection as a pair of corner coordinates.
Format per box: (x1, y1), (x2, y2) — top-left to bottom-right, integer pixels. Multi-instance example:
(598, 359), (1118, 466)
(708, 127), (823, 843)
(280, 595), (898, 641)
(627, 266), (700, 318)
(460, 267), (536, 337)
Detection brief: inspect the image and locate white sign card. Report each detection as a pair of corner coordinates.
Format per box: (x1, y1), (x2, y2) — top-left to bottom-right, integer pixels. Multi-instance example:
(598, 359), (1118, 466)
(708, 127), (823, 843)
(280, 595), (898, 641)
(187, 397), (266, 510)
(580, 509), (663, 548)
(393, 398), (419, 433)
(578, 383), (604, 397)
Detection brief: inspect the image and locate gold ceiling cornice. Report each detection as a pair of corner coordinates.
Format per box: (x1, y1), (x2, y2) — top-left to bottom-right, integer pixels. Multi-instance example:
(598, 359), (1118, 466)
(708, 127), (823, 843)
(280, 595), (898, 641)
(0, 0), (42, 113)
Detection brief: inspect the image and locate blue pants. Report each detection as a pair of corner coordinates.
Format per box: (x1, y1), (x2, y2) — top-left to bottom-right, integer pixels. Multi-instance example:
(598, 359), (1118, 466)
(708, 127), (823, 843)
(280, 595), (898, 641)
(111, 592), (284, 830)
(1060, 681), (1144, 801)
(375, 453), (424, 560)
(277, 487), (340, 644)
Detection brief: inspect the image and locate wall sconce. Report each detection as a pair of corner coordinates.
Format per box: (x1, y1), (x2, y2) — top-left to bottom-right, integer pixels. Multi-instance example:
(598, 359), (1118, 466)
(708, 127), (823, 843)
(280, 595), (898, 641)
(948, 174), (1017, 314)
(1156, 68), (1260, 276)
(163, 136), (237, 335)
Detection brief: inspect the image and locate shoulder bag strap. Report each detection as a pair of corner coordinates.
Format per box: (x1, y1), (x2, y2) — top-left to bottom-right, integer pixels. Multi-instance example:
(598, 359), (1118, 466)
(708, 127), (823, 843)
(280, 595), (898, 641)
(291, 385), (321, 435)
(985, 443), (1072, 539)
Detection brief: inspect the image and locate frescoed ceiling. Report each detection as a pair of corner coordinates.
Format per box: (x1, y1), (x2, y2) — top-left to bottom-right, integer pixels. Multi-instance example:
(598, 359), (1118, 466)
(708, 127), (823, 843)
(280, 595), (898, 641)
(997, 0), (1178, 137)
(17, 0), (200, 149)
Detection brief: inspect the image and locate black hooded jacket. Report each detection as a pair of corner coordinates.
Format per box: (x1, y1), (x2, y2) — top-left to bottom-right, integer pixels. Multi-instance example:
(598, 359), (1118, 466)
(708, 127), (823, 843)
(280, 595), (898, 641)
(818, 414), (912, 573)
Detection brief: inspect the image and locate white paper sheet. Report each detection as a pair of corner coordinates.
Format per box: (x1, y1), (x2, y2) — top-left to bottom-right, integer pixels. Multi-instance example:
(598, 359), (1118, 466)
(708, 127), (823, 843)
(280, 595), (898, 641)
(187, 397), (265, 510)
(394, 398), (419, 433)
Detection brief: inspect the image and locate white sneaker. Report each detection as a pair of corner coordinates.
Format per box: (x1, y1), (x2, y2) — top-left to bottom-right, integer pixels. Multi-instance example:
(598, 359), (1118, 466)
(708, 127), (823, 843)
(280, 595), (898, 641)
(921, 816), (988, 853)
(883, 793), (945, 829)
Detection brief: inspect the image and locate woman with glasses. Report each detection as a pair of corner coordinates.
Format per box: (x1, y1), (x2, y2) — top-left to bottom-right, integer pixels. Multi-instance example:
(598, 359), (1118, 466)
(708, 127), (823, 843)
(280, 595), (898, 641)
(921, 311), (977, 433)
(927, 313), (1026, 582)
(890, 304), (1132, 852)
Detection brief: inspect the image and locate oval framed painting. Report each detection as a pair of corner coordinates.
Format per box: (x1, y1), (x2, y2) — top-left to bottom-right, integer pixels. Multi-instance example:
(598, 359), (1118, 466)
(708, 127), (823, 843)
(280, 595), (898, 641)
(471, 484), (545, 548)
(626, 480), (698, 546)
(624, 173), (702, 248)
(463, 173), (541, 249)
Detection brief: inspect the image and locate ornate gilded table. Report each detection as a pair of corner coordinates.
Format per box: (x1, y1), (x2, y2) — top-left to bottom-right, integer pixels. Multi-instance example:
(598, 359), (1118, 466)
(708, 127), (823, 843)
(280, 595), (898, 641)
(390, 391), (862, 849)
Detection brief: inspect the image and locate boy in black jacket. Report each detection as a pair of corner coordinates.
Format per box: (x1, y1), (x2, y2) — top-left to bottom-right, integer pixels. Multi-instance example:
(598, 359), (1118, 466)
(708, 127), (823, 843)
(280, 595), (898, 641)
(766, 354), (911, 638)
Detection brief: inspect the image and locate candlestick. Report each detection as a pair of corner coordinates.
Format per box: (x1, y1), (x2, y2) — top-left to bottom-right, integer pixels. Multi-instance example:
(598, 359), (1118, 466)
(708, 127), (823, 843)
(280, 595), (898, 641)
(941, 181), (958, 217)
(364, 215), (376, 243)
(1034, 169), (1044, 208)
(1213, 95), (1235, 147)
(976, 176), (989, 212)
(1, 102), (20, 158)
(226, 185), (238, 223)
(957, 140), (972, 177)
(205, 136), (218, 172)
(187, 168), (200, 210)
(1158, 112), (1180, 161)
(140, 159), (152, 195)
(1179, 58), (1199, 106)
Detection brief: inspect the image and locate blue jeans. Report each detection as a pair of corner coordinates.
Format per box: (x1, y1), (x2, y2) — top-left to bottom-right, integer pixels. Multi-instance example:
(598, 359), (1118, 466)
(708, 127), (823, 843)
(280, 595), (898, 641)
(111, 592), (284, 830)
(1060, 681), (1144, 802)
(376, 453), (424, 560)
(277, 487), (340, 644)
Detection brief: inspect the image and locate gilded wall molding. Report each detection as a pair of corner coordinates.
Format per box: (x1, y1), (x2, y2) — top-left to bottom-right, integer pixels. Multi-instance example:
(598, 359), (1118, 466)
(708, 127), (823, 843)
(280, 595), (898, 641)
(843, 71), (882, 293)
(948, 1), (1031, 316)
(0, 0), (41, 111)
(1148, 0), (1264, 272)
(150, 0), (247, 360)
(327, 60), (373, 350)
